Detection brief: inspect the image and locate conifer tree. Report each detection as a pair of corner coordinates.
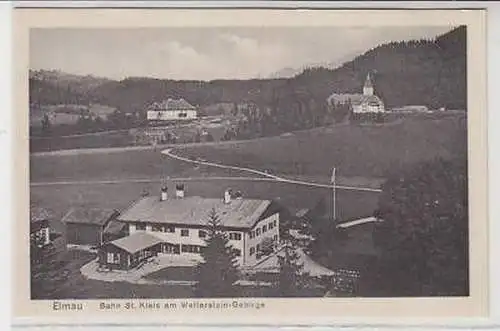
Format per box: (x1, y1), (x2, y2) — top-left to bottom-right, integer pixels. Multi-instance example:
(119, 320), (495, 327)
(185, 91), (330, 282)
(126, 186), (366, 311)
(194, 208), (239, 297)
(276, 241), (306, 297)
(30, 207), (69, 299)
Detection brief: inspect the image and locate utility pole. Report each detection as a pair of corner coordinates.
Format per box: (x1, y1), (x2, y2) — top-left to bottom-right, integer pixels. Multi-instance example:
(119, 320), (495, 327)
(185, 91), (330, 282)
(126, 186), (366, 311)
(331, 167), (337, 223)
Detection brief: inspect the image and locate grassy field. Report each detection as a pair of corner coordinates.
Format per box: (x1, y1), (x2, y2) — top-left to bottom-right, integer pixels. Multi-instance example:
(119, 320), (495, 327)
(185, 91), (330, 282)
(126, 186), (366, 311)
(174, 115), (467, 179)
(30, 148), (257, 183)
(30, 130), (135, 152)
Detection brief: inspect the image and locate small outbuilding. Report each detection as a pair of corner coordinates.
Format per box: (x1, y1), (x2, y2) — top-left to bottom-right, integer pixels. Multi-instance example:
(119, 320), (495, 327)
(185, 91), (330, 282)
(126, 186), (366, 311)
(98, 232), (163, 270)
(62, 207), (120, 246)
(30, 207), (51, 247)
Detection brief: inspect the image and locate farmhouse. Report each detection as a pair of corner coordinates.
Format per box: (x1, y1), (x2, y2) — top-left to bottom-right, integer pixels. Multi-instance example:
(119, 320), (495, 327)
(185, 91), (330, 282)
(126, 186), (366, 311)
(30, 207), (51, 247)
(98, 185), (281, 269)
(327, 73), (385, 113)
(62, 207), (120, 246)
(146, 98), (198, 122)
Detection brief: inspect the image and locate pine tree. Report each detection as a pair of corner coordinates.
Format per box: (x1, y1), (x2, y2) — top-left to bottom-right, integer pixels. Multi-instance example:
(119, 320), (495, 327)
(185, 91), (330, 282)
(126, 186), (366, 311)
(276, 242), (306, 297)
(372, 157), (468, 296)
(194, 208), (239, 297)
(30, 209), (69, 299)
(41, 113), (52, 136)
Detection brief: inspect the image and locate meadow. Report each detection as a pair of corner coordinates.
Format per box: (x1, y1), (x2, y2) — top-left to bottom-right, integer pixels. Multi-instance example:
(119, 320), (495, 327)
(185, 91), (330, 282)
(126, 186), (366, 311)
(30, 147), (254, 183)
(174, 115), (467, 179)
(28, 115), (465, 298)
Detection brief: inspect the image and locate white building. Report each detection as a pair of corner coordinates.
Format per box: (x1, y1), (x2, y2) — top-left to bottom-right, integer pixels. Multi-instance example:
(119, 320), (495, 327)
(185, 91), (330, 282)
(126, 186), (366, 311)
(115, 185), (280, 267)
(327, 73), (385, 113)
(146, 98), (198, 122)
(30, 207), (51, 247)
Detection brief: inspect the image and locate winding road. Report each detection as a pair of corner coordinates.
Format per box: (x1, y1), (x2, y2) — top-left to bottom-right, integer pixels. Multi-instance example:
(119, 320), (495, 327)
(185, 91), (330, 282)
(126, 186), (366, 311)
(160, 149), (382, 193)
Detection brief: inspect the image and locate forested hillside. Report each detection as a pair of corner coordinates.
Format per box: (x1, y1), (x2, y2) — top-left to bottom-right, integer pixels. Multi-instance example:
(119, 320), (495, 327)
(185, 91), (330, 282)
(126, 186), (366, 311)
(30, 26), (466, 115)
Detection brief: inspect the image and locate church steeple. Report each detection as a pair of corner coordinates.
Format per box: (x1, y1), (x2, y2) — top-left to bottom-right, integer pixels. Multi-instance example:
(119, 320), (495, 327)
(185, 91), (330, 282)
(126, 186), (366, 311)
(363, 72), (374, 96)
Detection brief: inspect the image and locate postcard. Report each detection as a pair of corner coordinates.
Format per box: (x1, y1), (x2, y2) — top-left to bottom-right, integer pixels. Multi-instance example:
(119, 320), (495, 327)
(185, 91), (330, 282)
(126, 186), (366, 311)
(13, 7), (488, 326)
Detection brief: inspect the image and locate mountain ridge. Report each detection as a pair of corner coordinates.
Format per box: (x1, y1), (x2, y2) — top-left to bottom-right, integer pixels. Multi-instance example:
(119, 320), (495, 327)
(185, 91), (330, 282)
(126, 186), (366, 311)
(29, 26), (466, 112)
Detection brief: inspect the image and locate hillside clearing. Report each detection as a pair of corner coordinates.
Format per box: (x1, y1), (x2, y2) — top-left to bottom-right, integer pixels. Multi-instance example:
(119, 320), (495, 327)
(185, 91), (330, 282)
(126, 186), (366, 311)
(175, 116), (467, 179)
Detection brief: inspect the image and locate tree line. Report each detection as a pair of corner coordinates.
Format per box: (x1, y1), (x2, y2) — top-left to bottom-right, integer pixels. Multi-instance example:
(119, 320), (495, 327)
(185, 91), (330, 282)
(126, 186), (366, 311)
(30, 26), (466, 136)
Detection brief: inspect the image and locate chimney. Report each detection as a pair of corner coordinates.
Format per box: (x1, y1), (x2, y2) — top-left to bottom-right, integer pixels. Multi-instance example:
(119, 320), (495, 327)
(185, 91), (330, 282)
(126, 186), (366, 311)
(160, 186), (168, 201)
(176, 184), (185, 199)
(224, 189), (232, 204)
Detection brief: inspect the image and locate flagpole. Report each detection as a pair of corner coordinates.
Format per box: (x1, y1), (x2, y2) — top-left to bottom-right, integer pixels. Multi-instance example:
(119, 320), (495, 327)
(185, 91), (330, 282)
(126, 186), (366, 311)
(331, 167), (336, 223)
(333, 167), (336, 223)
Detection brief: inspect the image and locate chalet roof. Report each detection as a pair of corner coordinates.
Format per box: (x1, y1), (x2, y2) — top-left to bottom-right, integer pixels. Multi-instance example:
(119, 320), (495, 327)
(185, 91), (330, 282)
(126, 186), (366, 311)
(250, 247), (335, 277)
(61, 207), (118, 226)
(337, 216), (382, 229)
(108, 232), (163, 254)
(327, 93), (383, 106)
(148, 98), (196, 111)
(104, 219), (127, 235)
(30, 207), (51, 223)
(117, 196), (271, 229)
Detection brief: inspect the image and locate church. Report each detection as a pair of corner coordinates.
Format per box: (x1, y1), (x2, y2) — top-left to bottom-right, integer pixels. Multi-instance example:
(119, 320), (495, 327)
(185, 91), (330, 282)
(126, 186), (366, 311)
(327, 73), (385, 113)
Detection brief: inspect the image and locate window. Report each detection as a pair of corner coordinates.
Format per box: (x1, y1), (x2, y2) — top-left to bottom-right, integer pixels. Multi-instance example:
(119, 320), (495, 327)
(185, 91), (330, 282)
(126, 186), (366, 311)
(166, 226), (175, 233)
(250, 247), (255, 256)
(256, 244), (260, 252)
(198, 230), (206, 238)
(256, 228), (261, 236)
(181, 229), (189, 237)
(268, 222), (273, 230)
(152, 224), (162, 232)
(229, 232), (242, 241)
(233, 249), (241, 257)
(182, 244), (203, 253)
(273, 220), (277, 227)
(107, 252), (119, 264)
(136, 223), (146, 231)
(273, 235), (278, 241)
(262, 225), (267, 232)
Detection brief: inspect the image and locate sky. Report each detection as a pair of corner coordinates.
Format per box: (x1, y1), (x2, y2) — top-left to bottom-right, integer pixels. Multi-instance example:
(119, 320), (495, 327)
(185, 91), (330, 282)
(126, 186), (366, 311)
(30, 26), (454, 81)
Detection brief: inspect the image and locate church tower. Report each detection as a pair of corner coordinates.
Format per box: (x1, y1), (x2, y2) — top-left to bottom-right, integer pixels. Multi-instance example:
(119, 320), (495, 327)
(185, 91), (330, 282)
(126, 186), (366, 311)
(363, 72), (374, 96)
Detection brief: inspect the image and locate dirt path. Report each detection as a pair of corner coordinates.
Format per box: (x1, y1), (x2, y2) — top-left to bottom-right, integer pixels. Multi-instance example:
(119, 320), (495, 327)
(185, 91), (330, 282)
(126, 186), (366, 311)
(162, 149), (382, 193)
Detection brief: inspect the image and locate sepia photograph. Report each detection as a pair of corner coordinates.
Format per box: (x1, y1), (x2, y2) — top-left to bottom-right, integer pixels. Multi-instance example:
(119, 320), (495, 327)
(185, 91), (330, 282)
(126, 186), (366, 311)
(12, 8), (488, 323)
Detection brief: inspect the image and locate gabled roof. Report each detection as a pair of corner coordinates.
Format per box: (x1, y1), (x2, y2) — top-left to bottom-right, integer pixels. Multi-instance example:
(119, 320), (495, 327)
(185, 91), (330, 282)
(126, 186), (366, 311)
(327, 93), (383, 106)
(30, 207), (51, 223)
(104, 219), (127, 235)
(337, 216), (382, 229)
(117, 196), (272, 229)
(250, 247), (335, 277)
(61, 207), (118, 226)
(364, 73), (373, 88)
(148, 98), (196, 111)
(108, 232), (163, 254)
